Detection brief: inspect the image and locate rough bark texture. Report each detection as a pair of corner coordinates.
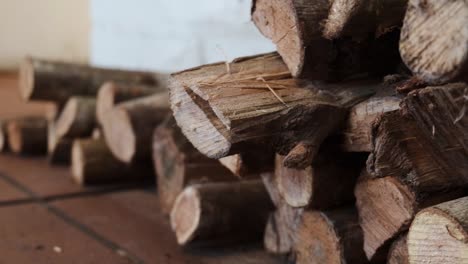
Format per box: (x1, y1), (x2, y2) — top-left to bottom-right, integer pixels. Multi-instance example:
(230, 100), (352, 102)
(294, 208), (367, 264)
(408, 196), (468, 264)
(55, 96), (96, 138)
(47, 120), (72, 164)
(19, 57), (163, 104)
(102, 92), (170, 164)
(368, 83), (468, 192)
(170, 52), (379, 162)
(276, 150), (366, 208)
(71, 138), (153, 185)
(355, 175), (466, 262)
(96, 81), (165, 126)
(6, 116), (47, 155)
(251, 1), (402, 79)
(152, 119), (235, 214)
(400, 0), (468, 84)
(388, 234), (409, 264)
(170, 180), (274, 247)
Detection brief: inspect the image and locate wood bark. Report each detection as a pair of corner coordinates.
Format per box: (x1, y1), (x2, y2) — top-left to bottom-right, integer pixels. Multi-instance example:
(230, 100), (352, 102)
(6, 116), (47, 155)
(355, 175), (466, 262)
(170, 52), (379, 163)
(0, 121), (8, 152)
(170, 180), (274, 247)
(294, 208), (367, 264)
(102, 92), (170, 164)
(368, 83), (468, 191)
(71, 138), (153, 185)
(55, 96), (96, 138)
(276, 150), (366, 208)
(96, 81), (165, 126)
(19, 57), (163, 104)
(400, 0), (468, 84)
(388, 234), (409, 264)
(408, 196), (468, 264)
(152, 119), (235, 214)
(47, 120), (72, 164)
(251, 1), (403, 79)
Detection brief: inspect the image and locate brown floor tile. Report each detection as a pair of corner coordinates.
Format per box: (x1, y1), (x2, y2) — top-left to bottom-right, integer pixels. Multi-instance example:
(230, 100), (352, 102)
(0, 203), (131, 264)
(0, 177), (29, 202)
(52, 190), (284, 264)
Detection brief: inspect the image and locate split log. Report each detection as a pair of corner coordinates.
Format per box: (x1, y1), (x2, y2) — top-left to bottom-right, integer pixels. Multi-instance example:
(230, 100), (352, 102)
(55, 97), (96, 138)
(170, 52), (379, 164)
(152, 119), (235, 214)
(19, 57), (163, 104)
(251, 1), (403, 78)
(400, 0), (468, 84)
(368, 83), (468, 191)
(170, 180), (273, 246)
(0, 121), (8, 152)
(71, 138), (152, 185)
(408, 196), (468, 264)
(355, 175), (466, 262)
(96, 81), (165, 125)
(276, 150), (366, 208)
(47, 120), (72, 164)
(294, 208), (367, 264)
(388, 234), (408, 264)
(6, 116), (47, 155)
(102, 92), (170, 164)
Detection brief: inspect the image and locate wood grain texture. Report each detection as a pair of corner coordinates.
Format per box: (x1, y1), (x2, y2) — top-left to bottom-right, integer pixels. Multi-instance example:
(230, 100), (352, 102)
(408, 197), (468, 264)
(400, 0), (468, 84)
(388, 234), (409, 264)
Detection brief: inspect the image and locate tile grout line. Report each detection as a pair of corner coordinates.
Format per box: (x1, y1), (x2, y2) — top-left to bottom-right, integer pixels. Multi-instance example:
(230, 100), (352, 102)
(0, 172), (146, 264)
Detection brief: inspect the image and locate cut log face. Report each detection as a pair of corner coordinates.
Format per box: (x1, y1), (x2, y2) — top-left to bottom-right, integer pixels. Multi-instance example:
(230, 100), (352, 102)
(102, 93), (170, 164)
(170, 181), (274, 246)
(19, 57), (163, 104)
(264, 203), (303, 254)
(96, 81), (165, 126)
(47, 120), (72, 164)
(388, 234), (409, 264)
(55, 96), (96, 138)
(71, 138), (152, 185)
(153, 120), (235, 214)
(408, 197), (468, 264)
(368, 83), (468, 191)
(6, 116), (47, 155)
(400, 0), (468, 84)
(294, 208), (367, 264)
(170, 52), (379, 161)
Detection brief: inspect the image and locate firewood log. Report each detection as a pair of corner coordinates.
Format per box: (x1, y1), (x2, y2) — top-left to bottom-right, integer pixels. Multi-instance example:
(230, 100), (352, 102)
(55, 97), (96, 138)
(47, 120), (72, 164)
(219, 152), (274, 178)
(251, 1), (404, 78)
(102, 92), (170, 164)
(355, 175), (466, 262)
(170, 52), (379, 166)
(388, 234), (408, 264)
(408, 196), (468, 264)
(6, 116), (47, 155)
(170, 180), (273, 246)
(19, 57), (162, 104)
(276, 150), (365, 208)
(152, 119), (235, 214)
(96, 81), (165, 126)
(71, 138), (152, 185)
(294, 208), (367, 264)
(400, 0), (468, 84)
(0, 121), (8, 152)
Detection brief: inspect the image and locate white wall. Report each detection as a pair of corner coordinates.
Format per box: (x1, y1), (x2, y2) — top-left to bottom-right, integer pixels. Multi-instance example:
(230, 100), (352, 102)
(91, 0), (275, 73)
(0, 0), (90, 70)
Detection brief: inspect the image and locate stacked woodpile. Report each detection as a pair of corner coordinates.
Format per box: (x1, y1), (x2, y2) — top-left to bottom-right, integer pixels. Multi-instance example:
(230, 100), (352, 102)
(2, 0), (467, 263)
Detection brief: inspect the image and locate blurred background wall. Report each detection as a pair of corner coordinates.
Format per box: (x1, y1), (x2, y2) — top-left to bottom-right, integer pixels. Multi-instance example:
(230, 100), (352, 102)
(0, 0), (90, 70)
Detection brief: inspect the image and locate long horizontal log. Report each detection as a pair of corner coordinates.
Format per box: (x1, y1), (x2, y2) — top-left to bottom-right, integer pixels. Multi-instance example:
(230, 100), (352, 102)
(71, 138), (153, 185)
(55, 96), (96, 138)
(6, 116), (47, 155)
(170, 53), (379, 164)
(170, 180), (273, 247)
(96, 81), (165, 126)
(102, 93), (170, 164)
(19, 57), (164, 104)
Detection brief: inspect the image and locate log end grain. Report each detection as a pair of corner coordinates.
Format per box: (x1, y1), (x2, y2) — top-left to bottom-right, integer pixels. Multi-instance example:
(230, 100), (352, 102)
(170, 186), (201, 245)
(55, 97), (96, 138)
(18, 57), (34, 101)
(103, 108), (136, 163)
(6, 117), (48, 155)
